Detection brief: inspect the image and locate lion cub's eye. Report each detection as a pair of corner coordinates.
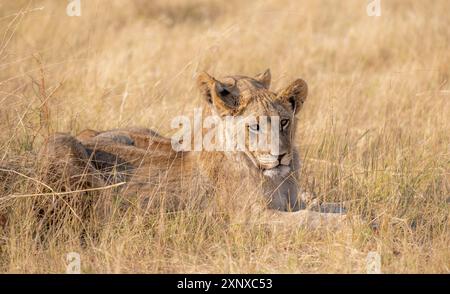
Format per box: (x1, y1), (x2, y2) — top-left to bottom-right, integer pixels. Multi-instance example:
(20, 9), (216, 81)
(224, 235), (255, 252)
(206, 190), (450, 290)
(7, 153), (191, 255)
(249, 124), (260, 132)
(281, 119), (290, 129)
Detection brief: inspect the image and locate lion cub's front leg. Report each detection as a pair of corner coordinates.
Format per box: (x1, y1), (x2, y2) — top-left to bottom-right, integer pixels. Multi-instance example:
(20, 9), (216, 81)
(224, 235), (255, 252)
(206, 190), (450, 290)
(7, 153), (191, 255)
(262, 209), (347, 230)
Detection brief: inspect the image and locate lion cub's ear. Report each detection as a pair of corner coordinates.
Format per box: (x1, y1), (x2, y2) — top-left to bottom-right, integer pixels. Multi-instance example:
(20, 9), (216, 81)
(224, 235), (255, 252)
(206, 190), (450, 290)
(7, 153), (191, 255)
(277, 79), (308, 115)
(197, 71), (215, 103)
(196, 71), (239, 116)
(255, 68), (271, 89)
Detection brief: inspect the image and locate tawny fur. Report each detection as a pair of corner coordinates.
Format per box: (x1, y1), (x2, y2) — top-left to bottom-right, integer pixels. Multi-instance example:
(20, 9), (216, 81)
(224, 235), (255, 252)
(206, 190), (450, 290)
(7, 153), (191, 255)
(37, 70), (346, 228)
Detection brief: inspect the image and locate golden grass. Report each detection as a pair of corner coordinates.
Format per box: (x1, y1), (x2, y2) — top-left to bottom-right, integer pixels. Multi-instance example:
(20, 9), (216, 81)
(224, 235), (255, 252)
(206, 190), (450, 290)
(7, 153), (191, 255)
(0, 0), (449, 273)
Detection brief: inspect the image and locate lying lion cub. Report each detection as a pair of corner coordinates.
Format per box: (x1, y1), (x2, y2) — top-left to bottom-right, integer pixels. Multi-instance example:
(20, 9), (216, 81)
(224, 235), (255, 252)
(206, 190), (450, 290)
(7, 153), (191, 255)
(39, 70), (346, 228)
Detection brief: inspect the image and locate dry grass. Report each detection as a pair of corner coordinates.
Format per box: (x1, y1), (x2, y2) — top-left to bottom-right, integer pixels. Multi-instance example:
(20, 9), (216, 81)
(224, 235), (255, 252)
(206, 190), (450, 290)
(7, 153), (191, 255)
(0, 0), (449, 273)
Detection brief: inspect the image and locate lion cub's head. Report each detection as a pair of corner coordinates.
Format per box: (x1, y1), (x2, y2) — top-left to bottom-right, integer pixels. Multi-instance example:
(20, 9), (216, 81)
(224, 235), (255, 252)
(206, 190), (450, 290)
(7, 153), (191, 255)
(197, 69), (307, 178)
(197, 69), (308, 211)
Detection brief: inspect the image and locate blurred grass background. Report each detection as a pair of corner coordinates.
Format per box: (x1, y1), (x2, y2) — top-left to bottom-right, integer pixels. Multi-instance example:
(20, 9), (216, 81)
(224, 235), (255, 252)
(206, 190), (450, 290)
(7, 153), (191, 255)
(0, 0), (448, 273)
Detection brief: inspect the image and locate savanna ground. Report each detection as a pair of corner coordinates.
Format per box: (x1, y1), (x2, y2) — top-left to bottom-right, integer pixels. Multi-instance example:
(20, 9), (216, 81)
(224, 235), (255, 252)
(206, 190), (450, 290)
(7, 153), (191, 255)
(0, 0), (449, 273)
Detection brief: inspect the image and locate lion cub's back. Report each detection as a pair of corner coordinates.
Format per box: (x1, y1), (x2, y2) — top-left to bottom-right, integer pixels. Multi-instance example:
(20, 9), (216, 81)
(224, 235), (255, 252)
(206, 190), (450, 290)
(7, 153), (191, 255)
(77, 127), (175, 153)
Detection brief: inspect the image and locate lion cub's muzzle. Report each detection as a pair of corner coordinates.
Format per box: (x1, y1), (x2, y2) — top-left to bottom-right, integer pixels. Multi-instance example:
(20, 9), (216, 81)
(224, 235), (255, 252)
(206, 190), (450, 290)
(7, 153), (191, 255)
(257, 153), (293, 178)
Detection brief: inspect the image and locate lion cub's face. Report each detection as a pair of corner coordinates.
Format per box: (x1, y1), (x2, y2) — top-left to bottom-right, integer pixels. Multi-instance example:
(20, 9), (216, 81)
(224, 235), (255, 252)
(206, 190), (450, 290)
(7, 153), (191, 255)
(197, 69), (308, 179)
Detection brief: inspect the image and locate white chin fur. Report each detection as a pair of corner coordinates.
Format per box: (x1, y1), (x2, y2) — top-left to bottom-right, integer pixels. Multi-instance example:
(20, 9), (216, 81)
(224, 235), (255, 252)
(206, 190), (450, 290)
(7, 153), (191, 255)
(262, 165), (291, 178)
